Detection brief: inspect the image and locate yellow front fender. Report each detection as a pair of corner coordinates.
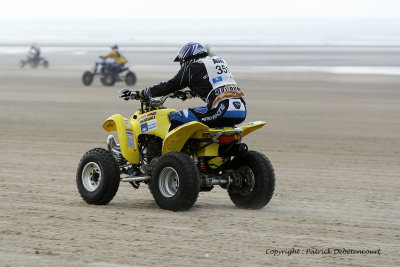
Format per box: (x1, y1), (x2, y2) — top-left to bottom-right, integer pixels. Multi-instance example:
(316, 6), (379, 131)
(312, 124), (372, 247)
(103, 114), (139, 164)
(162, 121), (209, 154)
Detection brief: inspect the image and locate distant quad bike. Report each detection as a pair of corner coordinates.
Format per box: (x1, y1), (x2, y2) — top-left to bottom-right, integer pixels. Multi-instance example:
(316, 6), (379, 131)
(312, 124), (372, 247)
(82, 59), (137, 86)
(76, 91), (275, 211)
(19, 56), (49, 68)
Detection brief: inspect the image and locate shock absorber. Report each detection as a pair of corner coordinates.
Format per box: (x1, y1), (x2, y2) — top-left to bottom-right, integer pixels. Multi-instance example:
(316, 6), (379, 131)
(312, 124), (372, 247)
(198, 157), (207, 172)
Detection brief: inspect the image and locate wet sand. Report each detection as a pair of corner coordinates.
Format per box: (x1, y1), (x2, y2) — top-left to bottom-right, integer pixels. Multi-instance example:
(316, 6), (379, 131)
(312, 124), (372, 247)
(0, 63), (399, 266)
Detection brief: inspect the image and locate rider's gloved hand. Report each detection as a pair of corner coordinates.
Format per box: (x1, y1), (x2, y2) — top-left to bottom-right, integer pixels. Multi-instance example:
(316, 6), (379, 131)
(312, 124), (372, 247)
(119, 88), (133, 101)
(185, 90), (195, 99)
(130, 90), (143, 100)
(119, 89), (144, 101)
(175, 90), (195, 101)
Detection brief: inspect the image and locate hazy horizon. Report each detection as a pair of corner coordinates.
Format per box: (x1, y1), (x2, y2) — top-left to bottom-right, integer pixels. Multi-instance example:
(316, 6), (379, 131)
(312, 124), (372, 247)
(1, 18), (400, 46)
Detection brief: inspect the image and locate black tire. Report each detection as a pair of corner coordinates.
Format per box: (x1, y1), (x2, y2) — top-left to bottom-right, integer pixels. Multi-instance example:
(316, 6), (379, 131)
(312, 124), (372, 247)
(76, 148), (120, 205)
(42, 60), (49, 68)
(149, 152), (200, 211)
(228, 151), (275, 209)
(100, 72), (116, 86)
(82, 71), (94, 86)
(125, 71), (137, 86)
(19, 60), (26, 68)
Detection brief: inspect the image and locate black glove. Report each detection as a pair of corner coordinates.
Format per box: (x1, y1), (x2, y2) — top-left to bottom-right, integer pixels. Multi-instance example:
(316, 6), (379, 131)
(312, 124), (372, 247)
(131, 90), (143, 100)
(174, 90), (195, 101)
(185, 90), (195, 99)
(119, 88), (133, 101)
(119, 89), (143, 101)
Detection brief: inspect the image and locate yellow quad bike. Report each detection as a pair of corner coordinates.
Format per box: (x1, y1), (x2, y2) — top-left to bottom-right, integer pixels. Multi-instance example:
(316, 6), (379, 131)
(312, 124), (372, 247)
(76, 90), (275, 211)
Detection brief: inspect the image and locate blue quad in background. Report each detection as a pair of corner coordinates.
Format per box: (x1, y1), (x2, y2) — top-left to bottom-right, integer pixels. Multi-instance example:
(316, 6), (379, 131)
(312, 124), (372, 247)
(82, 59), (137, 86)
(20, 55), (49, 68)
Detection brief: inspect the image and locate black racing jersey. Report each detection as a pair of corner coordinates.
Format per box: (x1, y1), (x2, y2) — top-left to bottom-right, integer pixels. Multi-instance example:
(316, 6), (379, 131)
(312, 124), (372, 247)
(143, 56), (244, 109)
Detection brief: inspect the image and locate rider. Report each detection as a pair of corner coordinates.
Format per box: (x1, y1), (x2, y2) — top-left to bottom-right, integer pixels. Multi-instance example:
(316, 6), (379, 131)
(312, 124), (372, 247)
(29, 43), (41, 63)
(100, 44), (128, 74)
(120, 42), (246, 131)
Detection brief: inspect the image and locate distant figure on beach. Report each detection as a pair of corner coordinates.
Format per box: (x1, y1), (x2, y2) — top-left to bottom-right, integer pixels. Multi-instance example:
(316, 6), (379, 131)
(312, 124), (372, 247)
(120, 42), (246, 131)
(100, 44), (128, 73)
(19, 42), (48, 68)
(29, 43), (41, 63)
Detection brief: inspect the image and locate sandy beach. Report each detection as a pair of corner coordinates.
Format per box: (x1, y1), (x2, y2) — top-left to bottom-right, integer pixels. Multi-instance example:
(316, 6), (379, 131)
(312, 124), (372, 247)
(0, 49), (399, 266)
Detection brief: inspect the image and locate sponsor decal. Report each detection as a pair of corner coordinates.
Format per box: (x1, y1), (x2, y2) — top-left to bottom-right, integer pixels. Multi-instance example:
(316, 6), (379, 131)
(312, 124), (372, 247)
(212, 84), (240, 96)
(105, 122), (114, 129)
(140, 123), (148, 133)
(138, 112), (157, 122)
(139, 116), (155, 123)
(212, 76), (223, 84)
(126, 130), (135, 148)
(201, 104), (225, 122)
(212, 58), (224, 64)
(140, 119), (157, 133)
(233, 101), (241, 109)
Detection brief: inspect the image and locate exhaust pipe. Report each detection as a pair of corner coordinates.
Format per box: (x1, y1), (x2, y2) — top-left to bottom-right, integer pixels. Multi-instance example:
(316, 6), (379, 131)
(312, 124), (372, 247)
(107, 135), (120, 153)
(121, 176), (151, 183)
(107, 135), (125, 164)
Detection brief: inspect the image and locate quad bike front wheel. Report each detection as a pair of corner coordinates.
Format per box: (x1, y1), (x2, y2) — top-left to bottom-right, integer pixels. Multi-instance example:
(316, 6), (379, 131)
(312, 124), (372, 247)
(76, 148), (120, 205)
(228, 151), (275, 209)
(150, 152), (200, 211)
(125, 71), (137, 86)
(82, 71), (94, 86)
(101, 73), (116, 86)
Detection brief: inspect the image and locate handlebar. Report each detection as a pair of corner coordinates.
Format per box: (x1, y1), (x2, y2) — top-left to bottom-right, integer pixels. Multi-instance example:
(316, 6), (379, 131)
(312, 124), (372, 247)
(139, 90), (195, 112)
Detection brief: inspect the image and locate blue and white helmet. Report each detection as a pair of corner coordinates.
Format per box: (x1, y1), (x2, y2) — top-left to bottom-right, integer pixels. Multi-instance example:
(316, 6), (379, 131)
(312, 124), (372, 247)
(174, 42), (208, 63)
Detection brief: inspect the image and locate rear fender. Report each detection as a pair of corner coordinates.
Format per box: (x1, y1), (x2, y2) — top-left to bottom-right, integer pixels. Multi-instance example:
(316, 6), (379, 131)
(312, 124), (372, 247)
(161, 121), (266, 155)
(103, 114), (139, 164)
(162, 121), (209, 154)
(238, 121), (266, 138)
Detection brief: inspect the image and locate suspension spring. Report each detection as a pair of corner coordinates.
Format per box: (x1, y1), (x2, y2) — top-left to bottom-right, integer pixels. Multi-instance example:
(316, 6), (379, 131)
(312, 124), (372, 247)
(198, 157), (207, 172)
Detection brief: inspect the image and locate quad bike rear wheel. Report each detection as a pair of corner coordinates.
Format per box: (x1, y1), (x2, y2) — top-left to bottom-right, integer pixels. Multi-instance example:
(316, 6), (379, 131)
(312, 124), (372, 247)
(150, 152), (200, 211)
(82, 71), (94, 86)
(42, 60), (49, 68)
(101, 73), (116, 86)
(125, 71), (137, 86)
(228, 151), (275, 209)
(76, 148), (120, 205)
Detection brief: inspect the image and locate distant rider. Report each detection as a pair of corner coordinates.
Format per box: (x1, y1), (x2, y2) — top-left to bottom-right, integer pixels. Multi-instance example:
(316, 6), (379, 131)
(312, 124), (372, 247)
(120, 42), (246, 131)
(100, 44), (128, 73)
(29, 43), (41, 63)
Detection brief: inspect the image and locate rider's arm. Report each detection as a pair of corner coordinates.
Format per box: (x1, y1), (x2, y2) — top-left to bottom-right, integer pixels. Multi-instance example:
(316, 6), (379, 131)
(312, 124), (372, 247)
(142, 64), (199, 97)
(101, 51), (116, 59)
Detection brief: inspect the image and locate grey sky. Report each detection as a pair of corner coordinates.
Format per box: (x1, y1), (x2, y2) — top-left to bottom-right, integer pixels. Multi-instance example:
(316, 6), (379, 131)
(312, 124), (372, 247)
(2, 0), (400, 19)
